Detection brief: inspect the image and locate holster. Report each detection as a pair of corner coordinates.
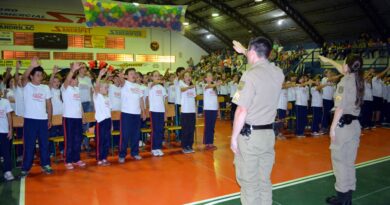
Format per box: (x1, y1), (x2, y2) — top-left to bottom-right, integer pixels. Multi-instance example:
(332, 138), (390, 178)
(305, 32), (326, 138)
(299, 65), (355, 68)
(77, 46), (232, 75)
(337, 114), (358, 128)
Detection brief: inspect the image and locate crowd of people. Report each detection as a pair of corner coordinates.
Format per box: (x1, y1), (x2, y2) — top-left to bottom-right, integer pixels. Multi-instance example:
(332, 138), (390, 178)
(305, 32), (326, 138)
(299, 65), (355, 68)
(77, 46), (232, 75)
(0, 40), (389, 182)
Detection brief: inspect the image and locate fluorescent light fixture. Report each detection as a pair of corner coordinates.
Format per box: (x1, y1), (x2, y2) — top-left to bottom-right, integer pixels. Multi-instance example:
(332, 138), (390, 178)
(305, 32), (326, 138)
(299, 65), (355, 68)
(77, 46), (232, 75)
(277, 19), (284, 25)
(133, 2), (139, 6)
(212, 13), (219, 17)
(183, 22), (189, 26)
(255, 0), (263, 2)
(206, 34), (212, 39)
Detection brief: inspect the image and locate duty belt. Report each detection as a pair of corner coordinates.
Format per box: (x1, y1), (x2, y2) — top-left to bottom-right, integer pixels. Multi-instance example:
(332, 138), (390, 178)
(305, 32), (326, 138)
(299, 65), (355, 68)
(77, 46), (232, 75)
(240, 123), (273, 137)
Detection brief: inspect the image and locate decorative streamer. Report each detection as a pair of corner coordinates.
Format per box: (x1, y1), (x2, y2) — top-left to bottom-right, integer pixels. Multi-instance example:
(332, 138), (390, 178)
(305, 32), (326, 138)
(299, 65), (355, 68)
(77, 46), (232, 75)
(82, 0), (187, 32)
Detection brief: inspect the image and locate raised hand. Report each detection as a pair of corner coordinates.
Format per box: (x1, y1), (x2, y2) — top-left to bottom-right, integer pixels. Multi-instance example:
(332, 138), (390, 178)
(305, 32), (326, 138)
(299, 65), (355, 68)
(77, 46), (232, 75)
(233, 40), (247, 54)
(318, 55), (330, 63)
(99, 68), (107, 77)
(16, 61), (21, 71)
(31, 56), (40, 67)
(71, 62), (81, 72)
(53, 65), (59, 74)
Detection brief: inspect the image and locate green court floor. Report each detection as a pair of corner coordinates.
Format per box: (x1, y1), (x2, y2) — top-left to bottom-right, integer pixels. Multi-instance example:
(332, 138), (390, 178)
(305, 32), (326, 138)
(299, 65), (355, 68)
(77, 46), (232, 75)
(0, 175), (20, 205)
(189, 157), (390, 205)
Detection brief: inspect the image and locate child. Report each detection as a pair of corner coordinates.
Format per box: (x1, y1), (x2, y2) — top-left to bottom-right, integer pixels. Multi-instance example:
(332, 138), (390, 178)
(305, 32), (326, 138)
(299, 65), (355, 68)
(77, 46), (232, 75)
(148, 71), (167, 157)
(93, 69), (112, 166)
(286, 73), (297, 129)
(165, 74), (176, 105)
(118, 68), (146, 163)
(62, 63), (85, 170)
(275, 80), (288, 140)
(229, 74), (239, 122)
(20, 57), (53, 176)
(361, 71), (374, 129)
(180, 71), (197, 153)
(109, 73), (121, 132)
(310, 76), (324, 136)
(196, 75), (204, 117)
(295, 75), (310, 138)
(49, 66), (64, 157)
(203, 72), (220, 150)
(0, 90), (14, 181)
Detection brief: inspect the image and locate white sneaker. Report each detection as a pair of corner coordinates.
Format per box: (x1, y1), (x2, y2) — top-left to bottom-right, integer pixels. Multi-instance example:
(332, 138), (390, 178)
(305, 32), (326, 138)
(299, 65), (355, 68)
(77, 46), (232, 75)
(139, 140), (145, 147)
(151, 150), (159, 157)
(4, 171), (15, 181)
(157, 149), (164, 156)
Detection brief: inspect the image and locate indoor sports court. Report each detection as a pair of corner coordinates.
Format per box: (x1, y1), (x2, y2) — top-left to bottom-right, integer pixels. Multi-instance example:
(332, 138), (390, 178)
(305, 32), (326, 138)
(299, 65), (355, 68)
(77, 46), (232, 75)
(0, 0), (390, 205)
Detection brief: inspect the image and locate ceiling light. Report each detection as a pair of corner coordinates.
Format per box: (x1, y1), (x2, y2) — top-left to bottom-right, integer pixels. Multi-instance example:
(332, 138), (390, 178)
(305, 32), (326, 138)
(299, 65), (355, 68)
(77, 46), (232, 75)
(255, 0), (263, 2)
(277, 19), (284, 25)
(248, 30), (252, 33)
(133, 2), (139, 6)
(183, 22), (189, 26)
(212, 13), (219, 17)
(206, 34), (212, 39)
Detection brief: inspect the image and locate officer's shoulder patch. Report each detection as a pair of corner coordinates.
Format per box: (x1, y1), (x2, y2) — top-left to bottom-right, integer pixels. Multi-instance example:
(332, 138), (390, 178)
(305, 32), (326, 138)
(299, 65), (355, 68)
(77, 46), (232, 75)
(238, 81), (245, 91)
(338, 86), (344, 94)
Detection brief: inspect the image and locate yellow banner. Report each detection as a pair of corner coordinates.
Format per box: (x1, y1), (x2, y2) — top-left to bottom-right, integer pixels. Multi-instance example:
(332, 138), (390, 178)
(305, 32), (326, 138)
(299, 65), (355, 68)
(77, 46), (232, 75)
(92, 35), (106, 48)
(0, 21), (147, 38)
(0, 60), (31, 67)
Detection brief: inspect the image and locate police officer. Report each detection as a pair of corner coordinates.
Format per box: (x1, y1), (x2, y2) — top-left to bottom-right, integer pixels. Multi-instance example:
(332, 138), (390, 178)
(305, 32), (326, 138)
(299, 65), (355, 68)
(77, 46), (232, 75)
(230, 37), (284, 205)
(319, 54), (365, 205)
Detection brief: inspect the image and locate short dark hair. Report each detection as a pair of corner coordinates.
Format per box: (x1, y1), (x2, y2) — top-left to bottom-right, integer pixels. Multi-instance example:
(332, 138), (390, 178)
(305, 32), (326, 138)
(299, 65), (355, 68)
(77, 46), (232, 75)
(248, 37), (273, 58)
(125, 68), (136, 75)
(176, 67), (185, 75)
(30, 66), (44, 79)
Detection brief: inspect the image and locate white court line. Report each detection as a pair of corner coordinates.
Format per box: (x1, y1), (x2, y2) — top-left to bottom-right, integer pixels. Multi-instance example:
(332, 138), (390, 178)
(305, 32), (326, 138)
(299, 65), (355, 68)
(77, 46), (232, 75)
(352, 185), (390, 201)
(186, 155), (390, 205)
(19, 177), (25, 205)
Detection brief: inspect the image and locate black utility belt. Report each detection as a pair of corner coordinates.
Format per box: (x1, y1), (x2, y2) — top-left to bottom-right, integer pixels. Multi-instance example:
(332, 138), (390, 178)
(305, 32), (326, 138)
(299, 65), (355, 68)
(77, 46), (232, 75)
(240, 123), (273, 137)
(338, 114), (358, 128)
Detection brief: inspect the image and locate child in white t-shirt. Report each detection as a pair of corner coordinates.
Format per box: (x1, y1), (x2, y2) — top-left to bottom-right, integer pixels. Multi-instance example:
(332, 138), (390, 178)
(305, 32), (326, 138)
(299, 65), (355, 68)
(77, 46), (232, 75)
(295, 75), (311, 138)
(93, 69), (112, 166)
(310, 76), (324, 136)
(0, 91), (14, 181)
(180, 71), (197, 154)
(49, 66), (64, 157)
(147, 71), (168, 157)
(61, 63), (86, 170)
(203, 72), (220, 150)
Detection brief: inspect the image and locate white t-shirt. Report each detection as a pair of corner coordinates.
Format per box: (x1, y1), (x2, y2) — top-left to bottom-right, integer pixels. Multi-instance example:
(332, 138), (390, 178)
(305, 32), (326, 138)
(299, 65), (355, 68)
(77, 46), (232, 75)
(196, 82), (204, 95)
(372, 77), (383, 98)
(0, 99), (13, 133)
(5, 88), (15, 111)
(229, 82), (238, 98)
(51, 88), (63, 115)
(295, 86), (309, 106)
(174, 78), (181, 105)
(23, 82), (51, 120)
(61, 85), (82, 119)
(93, 93), (111, 123)
(287, 86), (297, 102)
(165, 82), (175, 103)
(78, 76), (93, 102)
(14, 86), (24, 117)
(148, 83), (167, 113)
(363, 81), (373, 101)
(203, 86), (218, 111)
(140, 84), (148, 106)
(108, 84), (121, 111)
(321, 77), (335, 100)
(218, 84), (229, 95)
(180, 81), (196, 113)
(121, 81), (144, 115)
(311, 87), (323, 107)
(277, 89), (288, 110)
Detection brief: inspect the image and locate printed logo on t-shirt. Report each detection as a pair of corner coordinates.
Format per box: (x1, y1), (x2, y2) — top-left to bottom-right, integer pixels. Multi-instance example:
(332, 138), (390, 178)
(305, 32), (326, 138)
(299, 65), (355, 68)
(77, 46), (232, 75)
(73, 93), (81, 100)
(209, 90), (217, 96)
(0, 109), (5, 118)
(187, 90), (196, 97)
(156, 89), (163, 96)
(114, 92), (121, 98)
(32, 93), (45, 102)
(130, 87), (142, 94)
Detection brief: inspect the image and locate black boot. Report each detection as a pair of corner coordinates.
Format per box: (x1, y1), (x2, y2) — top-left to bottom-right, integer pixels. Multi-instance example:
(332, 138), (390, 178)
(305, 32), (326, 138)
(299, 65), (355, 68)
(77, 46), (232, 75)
(344, 190), (353, 205)
(326, 191), (349, 205)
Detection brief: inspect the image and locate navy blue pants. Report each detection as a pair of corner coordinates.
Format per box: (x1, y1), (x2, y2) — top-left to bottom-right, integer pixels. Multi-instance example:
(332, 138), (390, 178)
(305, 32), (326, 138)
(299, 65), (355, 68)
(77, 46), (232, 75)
(204, 110), (218, 145)
(111, 120), (120, 147)
(22, 118), (50, 171)
(288, 101), (295, 129)
(322, 99), (334, 130)
(63, 118), (83, 164)
(181, 113), (195, 149)
(119, 113), (141, 158)
(361, 100), (374, 128)
(49, 125), (64, 154)
(174, 104), (181, 136)
(198, 99), (204, 114)
(295, 105), (308, 136)
(0, 133), (12, 172)
(95, 118), (111, 161)
(150, 112), (165, 150)
(312, 107), (323, 133)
